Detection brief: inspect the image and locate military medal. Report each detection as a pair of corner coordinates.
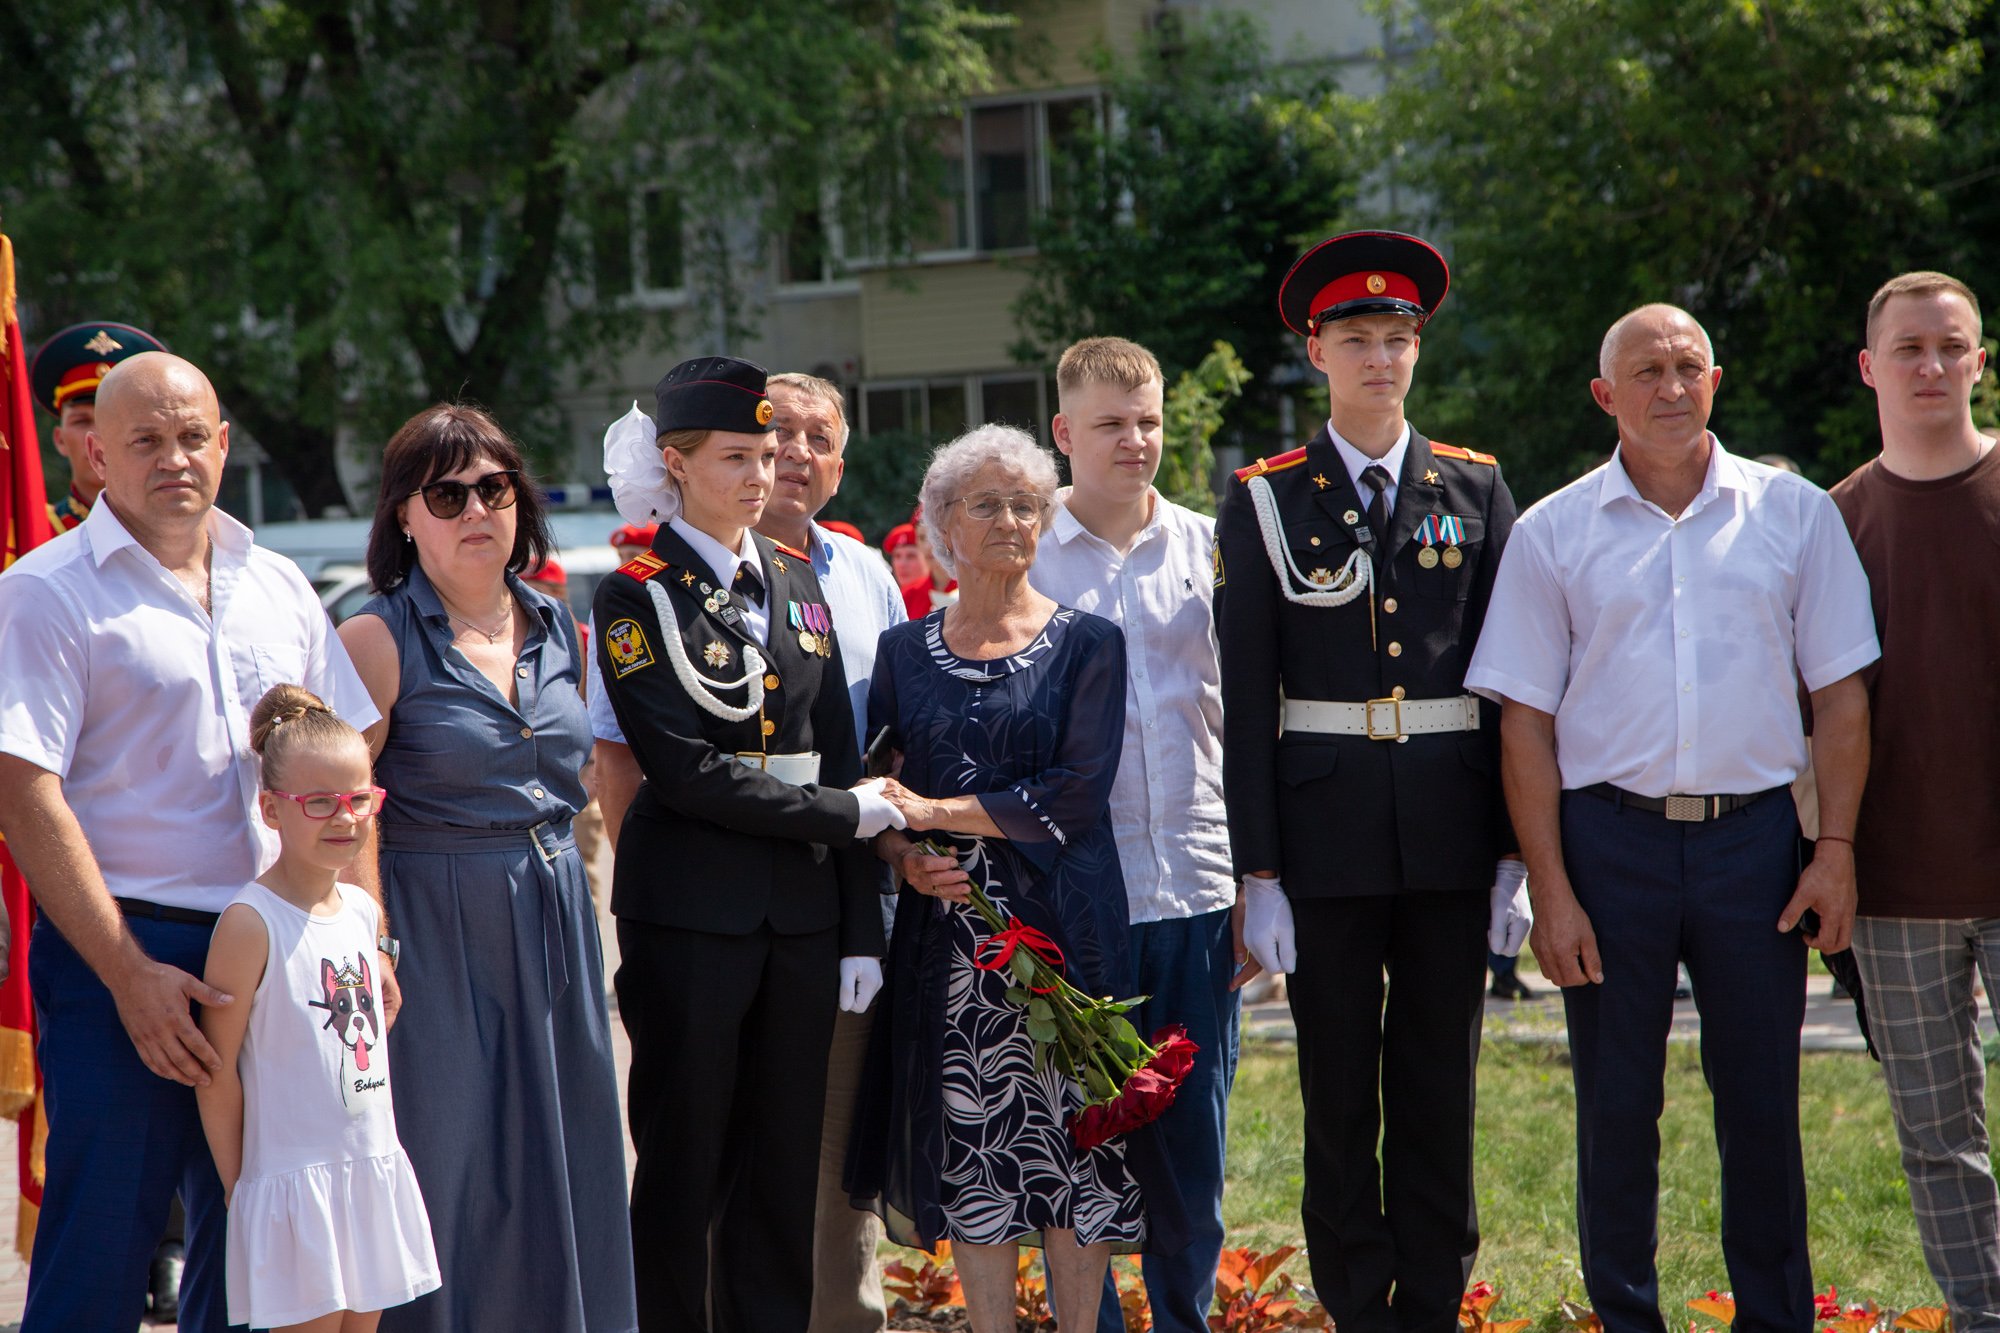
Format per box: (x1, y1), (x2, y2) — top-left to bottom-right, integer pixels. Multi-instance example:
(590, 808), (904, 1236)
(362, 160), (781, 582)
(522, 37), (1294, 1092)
(1436, 514), (1465, 568)
(703, 641), (731, 668)
(1418, 546), (1440, 569)
(1442, 545), (1463, 569)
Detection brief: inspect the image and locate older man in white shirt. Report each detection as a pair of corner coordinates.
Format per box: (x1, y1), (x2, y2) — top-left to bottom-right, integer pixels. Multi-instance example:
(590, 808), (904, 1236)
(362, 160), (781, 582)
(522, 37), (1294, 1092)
(1465, 305), (1877, 1333)
(0, 353), (378, 1333)
(1030, 337), (1236, 1333)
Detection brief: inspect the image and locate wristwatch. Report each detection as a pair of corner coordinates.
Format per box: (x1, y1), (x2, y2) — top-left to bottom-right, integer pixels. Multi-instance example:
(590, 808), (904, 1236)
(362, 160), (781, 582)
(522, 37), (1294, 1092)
(377, 934), (401, 967)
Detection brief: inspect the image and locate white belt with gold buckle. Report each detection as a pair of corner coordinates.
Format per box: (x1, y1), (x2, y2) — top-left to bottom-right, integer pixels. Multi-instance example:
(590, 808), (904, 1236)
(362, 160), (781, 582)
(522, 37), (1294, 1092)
(1281, 695), (1482, 742)
(735, 751), (822, 785)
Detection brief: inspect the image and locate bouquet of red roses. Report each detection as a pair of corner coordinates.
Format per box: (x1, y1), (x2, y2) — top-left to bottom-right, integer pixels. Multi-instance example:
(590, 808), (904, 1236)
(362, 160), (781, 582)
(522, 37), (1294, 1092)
(921, 841), (1199, 1150)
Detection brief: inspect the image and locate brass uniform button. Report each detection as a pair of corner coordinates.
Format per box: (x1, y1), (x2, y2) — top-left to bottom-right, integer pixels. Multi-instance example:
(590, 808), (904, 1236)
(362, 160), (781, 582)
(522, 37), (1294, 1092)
(1309, 536), (1322, 547)
(764, 674), (780, 690)
(1383, 597), (1398, 614)
(761, 719), (776, 736)
(1391, 686), (1406, 700)
(519, 726), (533, 739)
(1387, 642), (1402, 657)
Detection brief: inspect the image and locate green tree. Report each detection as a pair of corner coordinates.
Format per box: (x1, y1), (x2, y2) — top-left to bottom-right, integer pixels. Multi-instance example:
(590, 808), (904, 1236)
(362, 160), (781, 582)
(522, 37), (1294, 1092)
(0, 0), (1003, 514)
(1379, 0), (1990, 499)
(1010, 12), (1358, 439)
(1160, 341), (1251, 516)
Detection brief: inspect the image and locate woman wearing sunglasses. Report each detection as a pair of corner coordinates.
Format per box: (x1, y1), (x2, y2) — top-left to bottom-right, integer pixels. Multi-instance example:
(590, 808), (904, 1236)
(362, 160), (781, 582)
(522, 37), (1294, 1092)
(337, 404), (637, 1333)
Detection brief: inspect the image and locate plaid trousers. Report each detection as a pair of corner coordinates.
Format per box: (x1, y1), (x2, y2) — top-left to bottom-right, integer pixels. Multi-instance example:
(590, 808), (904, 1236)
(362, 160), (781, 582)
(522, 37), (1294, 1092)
(1852, 916), (2000, 1331)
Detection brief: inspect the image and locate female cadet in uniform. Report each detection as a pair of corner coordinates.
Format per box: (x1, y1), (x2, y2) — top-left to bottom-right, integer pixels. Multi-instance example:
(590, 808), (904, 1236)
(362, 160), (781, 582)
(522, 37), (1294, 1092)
(592, 356), (904, 1333)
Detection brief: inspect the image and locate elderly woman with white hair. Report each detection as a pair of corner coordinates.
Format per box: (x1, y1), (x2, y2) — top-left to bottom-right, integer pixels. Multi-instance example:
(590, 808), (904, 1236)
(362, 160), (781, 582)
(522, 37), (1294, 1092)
(850, 425), (1187, 1332)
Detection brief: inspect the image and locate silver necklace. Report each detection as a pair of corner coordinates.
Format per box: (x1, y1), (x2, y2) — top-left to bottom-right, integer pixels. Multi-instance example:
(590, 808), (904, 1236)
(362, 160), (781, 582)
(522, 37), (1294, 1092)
(440, 593), (512, 644)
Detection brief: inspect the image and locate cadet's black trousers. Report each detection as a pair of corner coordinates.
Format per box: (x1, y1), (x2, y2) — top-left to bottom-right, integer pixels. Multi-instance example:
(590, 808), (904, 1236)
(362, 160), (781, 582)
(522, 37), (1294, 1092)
(616, 917), (840, 1333)
(1288, 889), (1489, 1333)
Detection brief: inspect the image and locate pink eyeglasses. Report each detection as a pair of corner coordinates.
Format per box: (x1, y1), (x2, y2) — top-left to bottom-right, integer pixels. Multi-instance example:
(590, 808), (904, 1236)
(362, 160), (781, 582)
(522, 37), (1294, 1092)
(267, 787), (388, 820)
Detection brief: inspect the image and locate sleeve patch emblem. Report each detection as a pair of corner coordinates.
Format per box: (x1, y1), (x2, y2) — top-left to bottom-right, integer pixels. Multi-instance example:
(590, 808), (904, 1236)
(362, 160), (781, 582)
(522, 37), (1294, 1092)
(605, 618), (655, 677)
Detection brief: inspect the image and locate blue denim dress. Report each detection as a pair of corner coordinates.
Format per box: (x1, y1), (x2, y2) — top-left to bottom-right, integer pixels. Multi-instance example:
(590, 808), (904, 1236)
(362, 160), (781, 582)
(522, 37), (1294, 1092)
(365, 566), (636, 1333)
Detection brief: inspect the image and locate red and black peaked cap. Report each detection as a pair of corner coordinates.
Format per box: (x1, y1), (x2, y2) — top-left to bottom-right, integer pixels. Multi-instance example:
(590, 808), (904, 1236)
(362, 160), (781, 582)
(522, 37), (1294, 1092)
(1278, 231), (1451, 337)
(653, 355), (778, 436)
(30, 321), (170, 415)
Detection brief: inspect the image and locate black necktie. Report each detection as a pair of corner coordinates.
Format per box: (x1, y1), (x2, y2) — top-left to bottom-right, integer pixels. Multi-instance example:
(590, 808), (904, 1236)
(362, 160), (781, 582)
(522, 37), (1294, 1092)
(1360, 464), (1394, 552)
(732, 562), (765, 607)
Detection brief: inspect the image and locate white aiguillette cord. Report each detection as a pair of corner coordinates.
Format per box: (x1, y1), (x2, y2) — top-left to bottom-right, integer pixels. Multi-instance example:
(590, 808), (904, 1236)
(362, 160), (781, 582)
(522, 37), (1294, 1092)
(645, 579), (766, 722)
(1246, 475), (1371, 607)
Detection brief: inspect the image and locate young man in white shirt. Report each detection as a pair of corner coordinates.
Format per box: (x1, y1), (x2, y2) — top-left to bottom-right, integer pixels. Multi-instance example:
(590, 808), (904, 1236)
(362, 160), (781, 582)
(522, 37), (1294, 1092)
(1467, 304), (1878, 1333)
(1029, 337), (1237, 1333)
(0, 352), (379, 1332)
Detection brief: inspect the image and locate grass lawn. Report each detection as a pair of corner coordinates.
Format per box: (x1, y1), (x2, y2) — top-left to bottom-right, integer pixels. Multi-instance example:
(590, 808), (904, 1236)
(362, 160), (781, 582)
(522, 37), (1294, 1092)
(1222, 1035), (1946, 1321)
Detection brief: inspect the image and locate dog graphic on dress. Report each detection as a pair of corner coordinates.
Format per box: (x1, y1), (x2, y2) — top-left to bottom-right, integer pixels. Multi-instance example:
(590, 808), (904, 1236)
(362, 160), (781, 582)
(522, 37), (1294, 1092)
(309, 955), (381, 1106)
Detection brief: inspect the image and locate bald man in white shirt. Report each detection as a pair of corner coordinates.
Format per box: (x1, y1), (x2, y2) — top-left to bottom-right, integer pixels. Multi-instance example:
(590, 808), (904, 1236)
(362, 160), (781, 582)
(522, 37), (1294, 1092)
(1466, 305), (1877, 1333)
(0, 353), (378, 1333)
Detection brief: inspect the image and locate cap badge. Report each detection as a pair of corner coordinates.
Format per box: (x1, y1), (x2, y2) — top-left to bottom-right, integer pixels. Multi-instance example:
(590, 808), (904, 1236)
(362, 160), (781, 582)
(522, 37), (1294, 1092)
(1365, 274), (1387, 295)
(756, 399), (775, 426)
(83, 330), (123, 355)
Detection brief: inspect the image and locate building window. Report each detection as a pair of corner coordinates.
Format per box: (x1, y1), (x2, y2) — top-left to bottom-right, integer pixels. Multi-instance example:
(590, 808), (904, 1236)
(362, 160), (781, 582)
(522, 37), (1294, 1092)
(860, 375), (1053, 445)
(848, 92), (1102, 262)
(590, 186), (687, 298)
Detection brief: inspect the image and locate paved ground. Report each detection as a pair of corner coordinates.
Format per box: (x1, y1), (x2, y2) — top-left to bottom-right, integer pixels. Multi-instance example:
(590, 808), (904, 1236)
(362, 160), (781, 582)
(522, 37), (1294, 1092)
(0, 852), (1916, 1328)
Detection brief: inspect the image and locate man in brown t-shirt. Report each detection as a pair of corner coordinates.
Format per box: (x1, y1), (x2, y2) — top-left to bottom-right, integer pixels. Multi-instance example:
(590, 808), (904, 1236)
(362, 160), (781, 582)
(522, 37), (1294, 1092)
(1831, 270), (2000, 1327)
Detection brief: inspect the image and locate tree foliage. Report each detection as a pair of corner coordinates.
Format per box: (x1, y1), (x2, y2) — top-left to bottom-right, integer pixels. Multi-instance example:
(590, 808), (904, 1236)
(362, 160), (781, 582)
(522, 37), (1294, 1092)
(1160, 341), (1251, 516)
(1379, 0), (1993, 499)
(1011, 12), (1359, 441)
(0, 0), (1004, 514)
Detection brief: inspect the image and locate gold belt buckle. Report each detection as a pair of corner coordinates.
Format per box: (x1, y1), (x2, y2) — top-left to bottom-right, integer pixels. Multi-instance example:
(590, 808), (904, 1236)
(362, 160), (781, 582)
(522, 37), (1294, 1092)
(736, 751), (770, 770)
(1663, 795), (1708, 822)
(1364, 697), (1403, 741)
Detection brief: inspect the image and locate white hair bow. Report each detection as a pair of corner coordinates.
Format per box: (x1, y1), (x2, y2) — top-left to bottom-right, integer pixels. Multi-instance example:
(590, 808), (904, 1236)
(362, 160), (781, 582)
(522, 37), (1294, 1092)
(603, 401), (680, 526)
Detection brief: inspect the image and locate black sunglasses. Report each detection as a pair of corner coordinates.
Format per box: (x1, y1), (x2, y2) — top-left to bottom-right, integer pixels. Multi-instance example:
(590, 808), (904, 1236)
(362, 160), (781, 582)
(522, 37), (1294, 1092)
(410, 469), (520, 520)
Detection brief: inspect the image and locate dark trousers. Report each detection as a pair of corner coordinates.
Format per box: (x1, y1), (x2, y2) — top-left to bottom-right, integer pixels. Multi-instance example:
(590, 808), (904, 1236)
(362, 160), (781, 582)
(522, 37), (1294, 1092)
(1560, 789), (1811, 1333)
(1090, 906), (1242, 1333)
(617, 917), (839, 1333)
(1288, 890), (1488, 1333)
(23, 916), (245, 1333)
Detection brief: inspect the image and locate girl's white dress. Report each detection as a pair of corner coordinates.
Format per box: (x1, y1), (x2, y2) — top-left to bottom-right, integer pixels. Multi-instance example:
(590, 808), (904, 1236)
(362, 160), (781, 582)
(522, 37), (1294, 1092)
(224, 881), (440, 1328)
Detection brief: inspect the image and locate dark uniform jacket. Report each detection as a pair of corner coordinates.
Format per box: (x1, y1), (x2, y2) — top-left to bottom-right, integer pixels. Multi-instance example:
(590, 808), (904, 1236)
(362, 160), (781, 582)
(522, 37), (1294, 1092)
(593, 524), (886, 956)
(1214, 425), (1518, 898)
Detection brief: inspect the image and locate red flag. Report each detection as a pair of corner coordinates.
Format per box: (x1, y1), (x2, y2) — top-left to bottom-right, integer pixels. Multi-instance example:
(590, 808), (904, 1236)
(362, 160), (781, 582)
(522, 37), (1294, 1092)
(0, 229), (50, 1258)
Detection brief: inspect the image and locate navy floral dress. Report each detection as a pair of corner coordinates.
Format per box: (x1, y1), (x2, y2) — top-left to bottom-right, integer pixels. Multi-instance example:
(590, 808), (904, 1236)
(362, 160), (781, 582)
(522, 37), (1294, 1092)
(848, 607), (1186, 1253)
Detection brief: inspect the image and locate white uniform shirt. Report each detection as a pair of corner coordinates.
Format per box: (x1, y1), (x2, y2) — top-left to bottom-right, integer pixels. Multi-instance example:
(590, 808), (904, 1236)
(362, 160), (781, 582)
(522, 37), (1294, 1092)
(1464, 438), (1878, 797)
(590, 521), (906, 752)
(0, 502), (379, 912)
(1029, 489), (1234, 923)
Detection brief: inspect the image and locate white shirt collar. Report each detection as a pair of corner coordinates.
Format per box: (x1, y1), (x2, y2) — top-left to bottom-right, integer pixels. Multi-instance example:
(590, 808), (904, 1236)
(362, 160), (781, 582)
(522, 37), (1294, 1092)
(1049, 486), (1162, 551)
(670, 515), (759, 592)
(84, 495), (252, 569)
(1598, 433), (1747, 516)
(1327, 420), (1412, 495)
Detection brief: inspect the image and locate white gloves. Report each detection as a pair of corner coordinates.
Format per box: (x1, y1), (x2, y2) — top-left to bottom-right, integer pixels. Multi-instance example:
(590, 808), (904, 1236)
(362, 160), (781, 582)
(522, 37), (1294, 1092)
(850, 778), (907, 839)
(1488, 859), (1532, 956)
(838, 956), (883, 1012)
(1241, 875), (1298, 975)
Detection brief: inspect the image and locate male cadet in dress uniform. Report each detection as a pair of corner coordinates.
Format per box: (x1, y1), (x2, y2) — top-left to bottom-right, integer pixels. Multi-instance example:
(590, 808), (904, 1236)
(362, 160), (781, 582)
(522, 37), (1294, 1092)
(1215, 231), (1526, 1333)
(29, 322), (169, 533)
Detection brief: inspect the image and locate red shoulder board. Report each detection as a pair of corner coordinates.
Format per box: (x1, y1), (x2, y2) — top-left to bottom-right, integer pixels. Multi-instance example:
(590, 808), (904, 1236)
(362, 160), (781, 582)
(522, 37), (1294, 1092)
(773, 541), (809, 561)
(617, 550), (669, 582)
(1233, 448), (1309, 482)
(1432, 442), (1498, 466)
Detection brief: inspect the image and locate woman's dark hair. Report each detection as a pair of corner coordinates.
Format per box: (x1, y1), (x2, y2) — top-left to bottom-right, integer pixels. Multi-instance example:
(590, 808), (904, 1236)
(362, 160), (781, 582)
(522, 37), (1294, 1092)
(364, 403), (553, 591)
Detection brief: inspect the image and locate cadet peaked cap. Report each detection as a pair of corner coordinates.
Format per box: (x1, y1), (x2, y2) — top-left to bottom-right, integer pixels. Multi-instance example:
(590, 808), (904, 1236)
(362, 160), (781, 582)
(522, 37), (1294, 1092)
(30, 321), (170, 415)
(1278, 231), (1450, 337)
(653, 356), (777, 436)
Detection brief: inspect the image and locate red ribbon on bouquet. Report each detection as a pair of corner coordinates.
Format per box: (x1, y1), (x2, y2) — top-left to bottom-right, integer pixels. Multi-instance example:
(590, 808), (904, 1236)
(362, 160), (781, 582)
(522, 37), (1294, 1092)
(971, 916), (1065, 994)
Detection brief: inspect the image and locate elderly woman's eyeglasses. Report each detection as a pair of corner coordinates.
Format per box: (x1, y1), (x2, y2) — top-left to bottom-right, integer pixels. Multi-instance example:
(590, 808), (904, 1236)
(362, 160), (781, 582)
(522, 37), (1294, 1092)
(268, 787), (388, 820)
(948, 492), (1049, 523)
(411, 470), (520, 520)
